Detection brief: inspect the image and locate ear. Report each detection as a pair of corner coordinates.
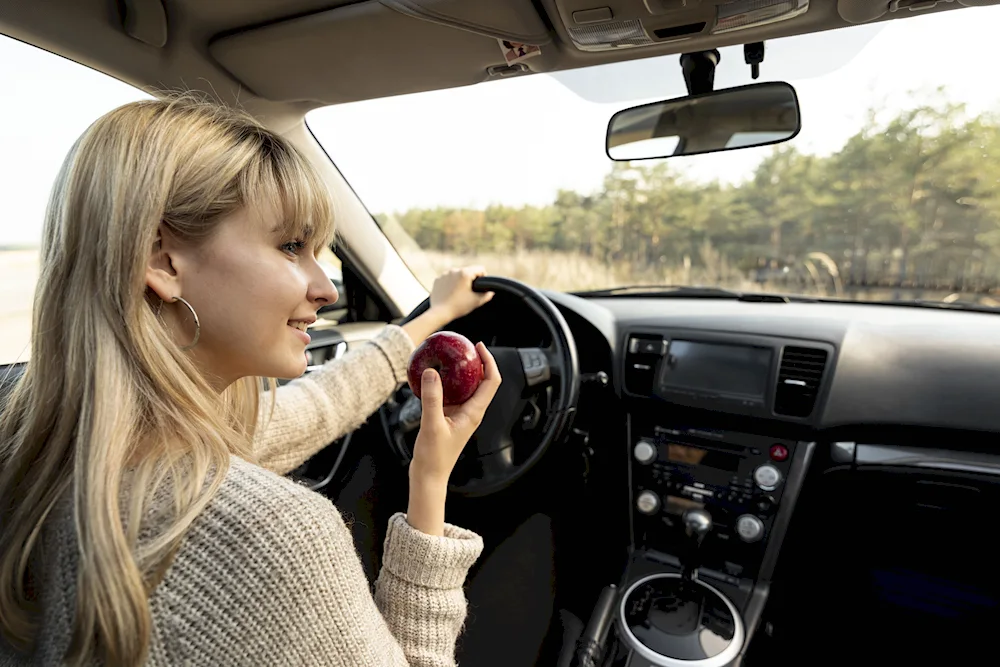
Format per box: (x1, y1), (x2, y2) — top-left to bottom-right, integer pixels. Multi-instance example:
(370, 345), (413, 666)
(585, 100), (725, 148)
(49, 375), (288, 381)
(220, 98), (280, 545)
(145, 225), (183, 303)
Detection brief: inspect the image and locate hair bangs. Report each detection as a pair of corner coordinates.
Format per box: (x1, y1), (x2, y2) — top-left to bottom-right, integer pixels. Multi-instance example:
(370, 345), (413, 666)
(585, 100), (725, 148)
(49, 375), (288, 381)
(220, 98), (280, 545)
(241, 133), (336, 255)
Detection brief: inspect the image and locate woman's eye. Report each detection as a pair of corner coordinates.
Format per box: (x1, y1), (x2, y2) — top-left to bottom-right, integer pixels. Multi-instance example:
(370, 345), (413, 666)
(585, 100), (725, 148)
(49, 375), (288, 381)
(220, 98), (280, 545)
(280, 239), (307, 256)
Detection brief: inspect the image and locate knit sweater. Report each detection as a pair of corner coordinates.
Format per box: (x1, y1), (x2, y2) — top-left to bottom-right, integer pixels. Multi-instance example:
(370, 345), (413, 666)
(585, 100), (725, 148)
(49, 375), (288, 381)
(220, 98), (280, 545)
(0, 325), (484, 667)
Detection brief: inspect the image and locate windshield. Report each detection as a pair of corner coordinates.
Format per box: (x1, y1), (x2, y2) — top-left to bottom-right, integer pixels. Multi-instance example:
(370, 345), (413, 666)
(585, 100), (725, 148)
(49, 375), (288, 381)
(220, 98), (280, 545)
(309, 7), (1000, 306)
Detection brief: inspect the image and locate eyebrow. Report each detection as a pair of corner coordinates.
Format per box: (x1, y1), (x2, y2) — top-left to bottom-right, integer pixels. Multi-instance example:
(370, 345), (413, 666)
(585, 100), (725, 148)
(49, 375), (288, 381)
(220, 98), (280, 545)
(270, 224), (314, 238)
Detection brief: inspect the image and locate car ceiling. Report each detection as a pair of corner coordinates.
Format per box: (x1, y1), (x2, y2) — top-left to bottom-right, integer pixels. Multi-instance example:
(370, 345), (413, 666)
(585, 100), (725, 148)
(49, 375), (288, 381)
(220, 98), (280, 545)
(2, 0), (996, 128)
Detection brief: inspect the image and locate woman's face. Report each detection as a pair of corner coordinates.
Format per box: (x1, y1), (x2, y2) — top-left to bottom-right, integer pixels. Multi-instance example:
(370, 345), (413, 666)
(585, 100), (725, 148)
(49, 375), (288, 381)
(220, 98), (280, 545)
(149, 207), (337, 387)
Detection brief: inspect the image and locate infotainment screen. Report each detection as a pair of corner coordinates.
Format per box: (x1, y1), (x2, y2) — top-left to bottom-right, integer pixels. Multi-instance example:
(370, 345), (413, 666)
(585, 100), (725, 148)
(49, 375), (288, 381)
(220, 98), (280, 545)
(658, 340), (772, 398)
(666, 443), (740, 471)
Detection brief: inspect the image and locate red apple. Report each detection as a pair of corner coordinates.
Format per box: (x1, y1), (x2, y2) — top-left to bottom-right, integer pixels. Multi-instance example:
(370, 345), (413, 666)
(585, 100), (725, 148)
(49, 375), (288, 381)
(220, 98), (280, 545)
(407, 331), (484, 406)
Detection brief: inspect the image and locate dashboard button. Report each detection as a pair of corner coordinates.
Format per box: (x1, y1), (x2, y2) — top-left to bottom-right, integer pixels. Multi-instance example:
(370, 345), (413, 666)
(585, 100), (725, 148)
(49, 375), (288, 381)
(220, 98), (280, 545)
(636, 490), (660, 515)
(633, 440), (657, 465)
(754, 464), (782, 491)
(770, 444), (789, 462)
(736, 514), (765, 543)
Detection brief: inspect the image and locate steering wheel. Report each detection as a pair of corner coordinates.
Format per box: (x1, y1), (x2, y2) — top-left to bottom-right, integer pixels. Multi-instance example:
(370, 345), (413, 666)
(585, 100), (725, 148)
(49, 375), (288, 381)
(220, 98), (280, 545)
(385, 276), (580, 497)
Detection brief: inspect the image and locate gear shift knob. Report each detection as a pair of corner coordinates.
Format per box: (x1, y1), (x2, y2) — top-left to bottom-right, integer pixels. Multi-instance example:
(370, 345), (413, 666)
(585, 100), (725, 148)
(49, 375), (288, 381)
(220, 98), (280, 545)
(680, 508), (712, 581)
(683, 507), (712, 542)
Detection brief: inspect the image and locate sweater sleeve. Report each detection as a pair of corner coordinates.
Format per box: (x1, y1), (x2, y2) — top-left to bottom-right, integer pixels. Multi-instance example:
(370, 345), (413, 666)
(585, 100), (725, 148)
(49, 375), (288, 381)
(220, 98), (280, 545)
(376, 513), (485, 665)
(253, 324), (414, 475)
(148, 463), (483, 667)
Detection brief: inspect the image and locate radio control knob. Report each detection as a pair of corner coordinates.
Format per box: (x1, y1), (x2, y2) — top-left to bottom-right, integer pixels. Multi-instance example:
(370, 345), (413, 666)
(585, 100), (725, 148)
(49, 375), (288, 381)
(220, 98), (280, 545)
(754, 464), (782, 491)
(636, 490), (660, 515)
(736, 514), (765, 543)
(633, 440), (657, 465)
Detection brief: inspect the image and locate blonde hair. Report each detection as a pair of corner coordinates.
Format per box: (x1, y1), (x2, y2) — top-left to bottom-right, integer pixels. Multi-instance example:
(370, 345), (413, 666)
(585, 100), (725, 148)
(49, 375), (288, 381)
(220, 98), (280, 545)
(0, 95), (335, 665)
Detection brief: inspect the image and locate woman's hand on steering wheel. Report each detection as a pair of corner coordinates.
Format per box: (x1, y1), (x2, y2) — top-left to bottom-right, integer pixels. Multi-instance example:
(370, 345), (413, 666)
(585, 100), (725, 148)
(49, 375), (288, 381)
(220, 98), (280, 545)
(430, 266), (495, 321)
(393, 275), (580, 497)
(400, 266), (495, 349)
(406, 343), (502, 535)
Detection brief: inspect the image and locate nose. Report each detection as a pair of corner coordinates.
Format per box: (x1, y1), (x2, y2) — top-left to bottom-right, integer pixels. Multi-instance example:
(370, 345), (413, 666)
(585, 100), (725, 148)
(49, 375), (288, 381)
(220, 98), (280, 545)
(307, 261), (339, 307)
(314, 277), (338, 306)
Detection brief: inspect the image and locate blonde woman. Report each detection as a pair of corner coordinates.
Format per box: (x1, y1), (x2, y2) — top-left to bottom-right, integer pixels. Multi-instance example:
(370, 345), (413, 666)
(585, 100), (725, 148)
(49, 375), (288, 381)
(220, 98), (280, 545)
(0, 96), (501, 667)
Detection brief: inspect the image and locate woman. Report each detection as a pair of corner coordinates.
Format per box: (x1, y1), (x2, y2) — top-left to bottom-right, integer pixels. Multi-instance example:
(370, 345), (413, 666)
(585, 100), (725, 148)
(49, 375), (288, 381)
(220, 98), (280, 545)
(0, 96), (500, 666)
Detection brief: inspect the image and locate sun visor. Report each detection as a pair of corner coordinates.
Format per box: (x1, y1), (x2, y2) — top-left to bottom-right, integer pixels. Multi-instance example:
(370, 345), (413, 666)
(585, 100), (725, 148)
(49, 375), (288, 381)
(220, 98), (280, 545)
(210, 1), (545, 104)
(380, 0), (551, 44)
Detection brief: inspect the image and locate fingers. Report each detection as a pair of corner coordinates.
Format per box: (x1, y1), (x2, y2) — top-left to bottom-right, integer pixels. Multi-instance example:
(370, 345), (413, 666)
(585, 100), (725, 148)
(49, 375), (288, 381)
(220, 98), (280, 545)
(419, 369), (444, 421)
(463, 265), (486, 278)
(460, 343), (502, 414)
(462, 266), (487, 292)
(464, 266), (490, 303)
(444, 266), (485, 279)
(479, 342), (500, 384)
(432, 266), (491, 320)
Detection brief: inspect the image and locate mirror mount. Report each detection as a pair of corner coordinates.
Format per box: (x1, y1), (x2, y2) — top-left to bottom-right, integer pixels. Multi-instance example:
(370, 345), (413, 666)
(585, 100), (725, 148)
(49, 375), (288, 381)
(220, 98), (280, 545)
(744, 42), (765, 80)
(679, 49), (721, 96)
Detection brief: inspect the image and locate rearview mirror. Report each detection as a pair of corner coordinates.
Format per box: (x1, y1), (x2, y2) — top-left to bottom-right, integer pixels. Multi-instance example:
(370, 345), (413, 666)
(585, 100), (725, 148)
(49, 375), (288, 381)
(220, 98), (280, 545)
(606, 82), (800, 161)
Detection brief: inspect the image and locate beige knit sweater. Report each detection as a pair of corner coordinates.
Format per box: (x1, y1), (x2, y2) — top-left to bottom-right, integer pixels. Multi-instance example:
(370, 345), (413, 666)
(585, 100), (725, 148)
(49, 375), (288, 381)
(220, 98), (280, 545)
(0, 325), (484, 667)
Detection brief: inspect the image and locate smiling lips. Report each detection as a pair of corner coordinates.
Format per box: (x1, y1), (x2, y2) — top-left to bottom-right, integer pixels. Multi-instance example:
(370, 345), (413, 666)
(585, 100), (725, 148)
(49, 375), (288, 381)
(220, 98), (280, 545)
(287, 318), (314, 343)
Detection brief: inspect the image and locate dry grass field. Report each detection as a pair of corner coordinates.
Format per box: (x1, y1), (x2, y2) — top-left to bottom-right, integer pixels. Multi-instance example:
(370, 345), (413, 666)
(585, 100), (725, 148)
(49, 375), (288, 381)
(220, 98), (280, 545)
(401, 249), (763, 294)
(2, 246), (984, 366)
(3, 247), (740, 363)
(402, 249), (990, 305)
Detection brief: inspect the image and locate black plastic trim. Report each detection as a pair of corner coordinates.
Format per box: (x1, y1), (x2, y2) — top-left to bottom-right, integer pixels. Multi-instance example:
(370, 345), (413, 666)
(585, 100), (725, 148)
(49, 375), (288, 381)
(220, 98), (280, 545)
(758, 441), (814, 582)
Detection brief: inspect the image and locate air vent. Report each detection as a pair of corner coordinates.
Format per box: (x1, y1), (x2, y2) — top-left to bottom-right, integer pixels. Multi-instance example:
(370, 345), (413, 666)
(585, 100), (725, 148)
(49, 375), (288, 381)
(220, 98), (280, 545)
(774, 346), (828, 417)
(624, 333), (666, 396)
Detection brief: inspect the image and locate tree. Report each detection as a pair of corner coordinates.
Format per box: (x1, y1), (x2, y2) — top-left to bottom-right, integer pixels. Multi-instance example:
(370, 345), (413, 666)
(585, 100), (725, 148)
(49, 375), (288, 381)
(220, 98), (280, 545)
(388, 96), (1000, 298)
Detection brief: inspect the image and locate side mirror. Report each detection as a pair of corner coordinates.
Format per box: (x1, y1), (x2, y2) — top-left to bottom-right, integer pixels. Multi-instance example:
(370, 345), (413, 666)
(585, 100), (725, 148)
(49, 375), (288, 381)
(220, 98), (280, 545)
(606, 82), (801, 161)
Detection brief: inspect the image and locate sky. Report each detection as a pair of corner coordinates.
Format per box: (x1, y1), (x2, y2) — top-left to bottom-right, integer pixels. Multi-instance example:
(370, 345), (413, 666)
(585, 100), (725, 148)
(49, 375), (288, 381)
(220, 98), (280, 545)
(3, 5), (1000, 246)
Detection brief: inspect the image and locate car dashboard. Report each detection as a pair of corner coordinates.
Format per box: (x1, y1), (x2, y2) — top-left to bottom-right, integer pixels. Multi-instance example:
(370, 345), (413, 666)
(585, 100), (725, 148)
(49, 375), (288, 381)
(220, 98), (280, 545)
(541, 292), (1000, 666)
(550, 292), (1000, 434)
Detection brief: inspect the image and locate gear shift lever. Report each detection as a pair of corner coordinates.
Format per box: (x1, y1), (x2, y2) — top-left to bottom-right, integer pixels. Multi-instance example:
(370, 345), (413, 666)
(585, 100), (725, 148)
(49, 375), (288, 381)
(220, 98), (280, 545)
(618, 506), (744, 664)
(679, 508), (712, 582)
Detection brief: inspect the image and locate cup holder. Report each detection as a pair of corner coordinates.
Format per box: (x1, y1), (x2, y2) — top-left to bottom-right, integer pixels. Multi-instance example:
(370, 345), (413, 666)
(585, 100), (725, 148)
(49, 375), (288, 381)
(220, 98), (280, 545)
(617, 573), (744, 667)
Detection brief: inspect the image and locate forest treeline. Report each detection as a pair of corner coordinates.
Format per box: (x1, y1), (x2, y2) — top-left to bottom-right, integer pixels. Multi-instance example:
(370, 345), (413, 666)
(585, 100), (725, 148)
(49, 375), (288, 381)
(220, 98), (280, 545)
(377, 100), (1000, 296)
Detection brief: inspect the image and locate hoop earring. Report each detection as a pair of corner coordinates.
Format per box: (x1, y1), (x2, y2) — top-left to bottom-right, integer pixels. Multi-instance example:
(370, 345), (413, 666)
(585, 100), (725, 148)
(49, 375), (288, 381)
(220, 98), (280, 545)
(161, 296), (201, 351)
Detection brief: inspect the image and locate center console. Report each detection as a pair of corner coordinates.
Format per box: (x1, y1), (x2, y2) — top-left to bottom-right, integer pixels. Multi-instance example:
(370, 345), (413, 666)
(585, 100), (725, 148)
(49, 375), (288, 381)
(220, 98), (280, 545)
(592, 419), (810, 667)
(630, 423), (798, 584)
(565, 329), (826, 667)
